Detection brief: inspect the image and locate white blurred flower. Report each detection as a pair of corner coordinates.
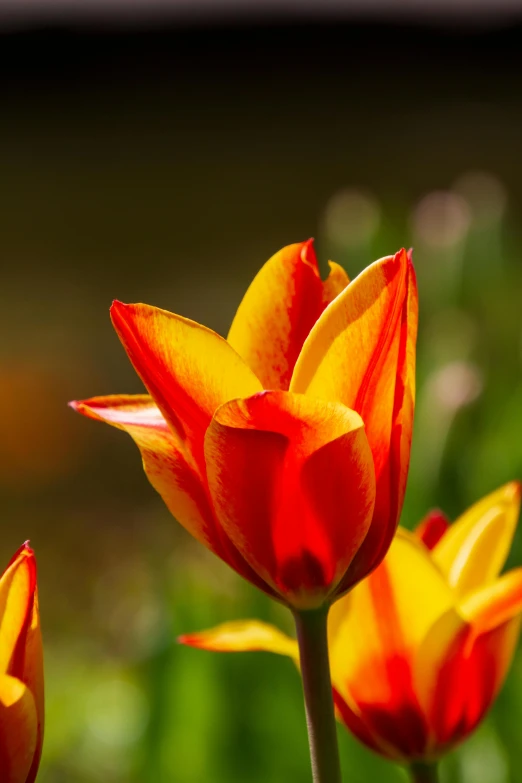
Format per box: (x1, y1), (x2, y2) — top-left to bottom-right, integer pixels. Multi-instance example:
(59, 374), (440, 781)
(412, 190), (471, 249)
(323, 188), (381, 247)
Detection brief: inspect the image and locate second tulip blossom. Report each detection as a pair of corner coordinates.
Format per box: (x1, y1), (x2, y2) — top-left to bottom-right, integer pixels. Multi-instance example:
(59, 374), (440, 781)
(71, 241), (417, 609)
(0, 544), (44, 783)
(181, 483), (522, 762)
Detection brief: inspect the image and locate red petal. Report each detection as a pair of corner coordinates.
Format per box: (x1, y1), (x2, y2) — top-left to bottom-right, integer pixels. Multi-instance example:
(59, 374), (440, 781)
(414, 510), (450, 550)
(204, 390), (375, 608)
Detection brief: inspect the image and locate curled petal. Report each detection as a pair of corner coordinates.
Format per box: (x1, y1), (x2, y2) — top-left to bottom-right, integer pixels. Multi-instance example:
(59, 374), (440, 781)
(179, 619), (299, 660)
(204, 390), (375, 608)
(459, 567), (522, 633)
(110, 302), (262, 468)
(292, 250), (418, 584)
(432, 482), (521, 596)
(228, 240), (349, 391)
(414, 510), (450, 551)
(70, 395), (218, 548)
(70, 396), (273, 593)
(0, 674), (37, 783)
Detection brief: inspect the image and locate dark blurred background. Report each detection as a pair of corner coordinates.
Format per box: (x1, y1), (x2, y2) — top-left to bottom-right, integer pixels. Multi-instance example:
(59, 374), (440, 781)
(2, 3), (522, 781)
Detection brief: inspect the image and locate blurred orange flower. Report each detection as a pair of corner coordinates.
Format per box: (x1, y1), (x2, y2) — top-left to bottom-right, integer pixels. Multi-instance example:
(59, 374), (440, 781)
(0, 544), (44, 783)
(71, 241), (417, 609)
(181, 483), (522, 762)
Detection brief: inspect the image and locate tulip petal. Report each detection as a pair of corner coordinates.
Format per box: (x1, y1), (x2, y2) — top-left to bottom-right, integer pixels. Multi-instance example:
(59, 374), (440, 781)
(414, 510), (450, 551)
(432, 482), (521, 596)
(329, 531), (453, 724)
(110, 302), (262, 469)
(459, 567), (522, 632)
(228, 241), (349, 391)
(417, 606), (521, 751)
(0, 544), (36, 675)
(291, 250), (418, 583)
(20, 586), (43, 783)
(70, 395), (219, 549)
(70, 395), (274, 593)
(204, 390), (375, 608)
(179, 619), (299, 660)
(0, 674), (37, 783)
(333, 688), (401, 760)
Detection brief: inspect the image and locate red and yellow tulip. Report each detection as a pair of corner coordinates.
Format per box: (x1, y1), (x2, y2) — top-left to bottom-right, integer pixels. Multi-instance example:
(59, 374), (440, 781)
(0, 544), (44, 783)
(71, 241), (417, 609)
(181, 483), (522, 762)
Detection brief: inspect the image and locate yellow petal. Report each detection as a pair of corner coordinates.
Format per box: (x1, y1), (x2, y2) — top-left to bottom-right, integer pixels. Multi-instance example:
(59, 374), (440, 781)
(432, 482), (521, 596)
(110, 302), (262, 467)
(227, 241), (349, 391)
(329, 530), (454, 708)
(0, 674), (37, 783)
(459, 567), (522, 633)
(179, 619), (299, 660)
(0, 547), (34, 674)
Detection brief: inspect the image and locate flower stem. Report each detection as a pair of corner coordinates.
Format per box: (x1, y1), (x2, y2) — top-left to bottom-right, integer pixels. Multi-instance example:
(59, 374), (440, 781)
(293, 606), (342, 783)
(410, 762), (440, 783)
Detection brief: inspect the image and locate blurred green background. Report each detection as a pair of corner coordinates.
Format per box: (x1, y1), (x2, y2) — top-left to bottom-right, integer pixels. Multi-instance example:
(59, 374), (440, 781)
(2, 12), (522, 783)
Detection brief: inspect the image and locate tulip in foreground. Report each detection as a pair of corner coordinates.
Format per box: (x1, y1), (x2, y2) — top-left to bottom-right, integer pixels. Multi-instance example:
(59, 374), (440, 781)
(71, 241), (416, 610)
(0, 544), (44, 783)
(181, 483), (522, 782)
(71, 240), (417, 783)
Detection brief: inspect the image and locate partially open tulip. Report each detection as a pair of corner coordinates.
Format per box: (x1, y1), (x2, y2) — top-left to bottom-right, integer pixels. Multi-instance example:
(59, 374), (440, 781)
(71, 241), (417, 609)
(181, 482), (522, 763)
(0, 544), (44, 783)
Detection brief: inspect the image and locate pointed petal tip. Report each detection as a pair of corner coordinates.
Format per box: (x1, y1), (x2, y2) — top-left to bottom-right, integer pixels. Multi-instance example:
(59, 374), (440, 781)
(300, 237), (318, 271)
(177, 634), (204, 649)
(506, 480), (521, 502)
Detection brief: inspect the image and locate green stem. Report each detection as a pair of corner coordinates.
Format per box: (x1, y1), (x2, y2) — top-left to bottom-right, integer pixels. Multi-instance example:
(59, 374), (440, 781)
(410, 762), (440, 783)
(293, 607), (342, 783)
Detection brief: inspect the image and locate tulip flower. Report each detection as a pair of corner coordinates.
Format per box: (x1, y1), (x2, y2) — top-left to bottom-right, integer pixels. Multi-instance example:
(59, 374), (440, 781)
(0, 543), (44, 783)
(180, 482), (522, 782)
(71, 240), (417, 783)
(71, 241), (417, 610)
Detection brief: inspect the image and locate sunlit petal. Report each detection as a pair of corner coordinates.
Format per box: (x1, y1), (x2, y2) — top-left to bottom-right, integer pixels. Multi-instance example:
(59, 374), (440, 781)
(179, 619), (299, 660)
(432, 482), (521, 595)
(204, 390), (375, 608)
(228, 240), (349, 390)
(292, 250), (418, 582)
(110, 302), (262, 468)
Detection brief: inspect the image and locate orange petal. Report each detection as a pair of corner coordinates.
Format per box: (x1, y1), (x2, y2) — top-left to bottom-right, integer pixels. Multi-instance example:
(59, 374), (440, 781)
(0, 674), (37, 783)
(459, 567), (522, 633)
(204, 390), (375, 609)
(227, 241), (349, 391)
(292, 250), (418, 583)
(110, 302), (262, 469)
(414, 510), (450, 551)
(179, 619), (299, 660)
(417, 607), (521, 751)
(432, 482), (521, 597)
(329, 532), (452, 725)
(70, 395), (220, 549)
(70, 395), (276, 595)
